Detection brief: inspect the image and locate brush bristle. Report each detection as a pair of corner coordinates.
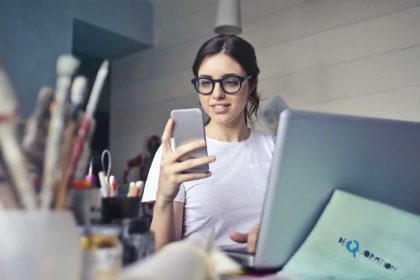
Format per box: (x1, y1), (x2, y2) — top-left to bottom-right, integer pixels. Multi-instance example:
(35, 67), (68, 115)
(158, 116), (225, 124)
(98, 60), (110, 76)
(71, 76), (87, 105)
(37, 86), (54, 103)
(36, 86), (54, 116)
(56, 55), (80, 76)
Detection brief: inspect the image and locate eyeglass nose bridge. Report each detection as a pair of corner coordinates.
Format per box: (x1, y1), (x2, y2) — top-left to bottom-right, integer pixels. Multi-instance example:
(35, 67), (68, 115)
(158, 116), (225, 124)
(211, 78), (228, 95)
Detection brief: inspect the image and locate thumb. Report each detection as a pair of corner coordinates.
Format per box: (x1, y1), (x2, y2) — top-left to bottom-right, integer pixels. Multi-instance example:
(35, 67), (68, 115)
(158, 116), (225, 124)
(229, 231), (248, 243)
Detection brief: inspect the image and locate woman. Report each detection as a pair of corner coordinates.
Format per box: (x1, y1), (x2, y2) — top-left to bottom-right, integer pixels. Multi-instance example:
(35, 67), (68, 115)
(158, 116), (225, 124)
(142, 34), (275, 253)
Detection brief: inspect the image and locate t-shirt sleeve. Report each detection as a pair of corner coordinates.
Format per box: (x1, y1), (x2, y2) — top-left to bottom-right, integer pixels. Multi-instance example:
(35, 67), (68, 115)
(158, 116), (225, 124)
(141, 144), (186, 203)
(142, 145), (163, 202)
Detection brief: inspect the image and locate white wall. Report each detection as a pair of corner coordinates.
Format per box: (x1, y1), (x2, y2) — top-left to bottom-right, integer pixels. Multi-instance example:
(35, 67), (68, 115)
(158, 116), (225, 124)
(110, 0), (420, 181)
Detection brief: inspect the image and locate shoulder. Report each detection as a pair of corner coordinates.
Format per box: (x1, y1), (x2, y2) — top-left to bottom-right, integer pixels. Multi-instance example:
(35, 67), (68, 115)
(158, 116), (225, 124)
(249, 129), (275, 154)
(250, 129), (275, 145)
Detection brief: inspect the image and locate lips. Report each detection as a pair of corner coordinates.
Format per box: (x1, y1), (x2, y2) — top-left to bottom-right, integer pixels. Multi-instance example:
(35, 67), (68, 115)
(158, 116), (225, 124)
(210, 103), (230, 114)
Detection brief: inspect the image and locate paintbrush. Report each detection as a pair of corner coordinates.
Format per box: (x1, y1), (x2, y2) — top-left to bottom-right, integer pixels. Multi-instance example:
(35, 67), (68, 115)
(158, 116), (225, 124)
(0, 153), (20, 209)
(71, 61), (110, 184)
(59, 76), (87, 172)
(55, 61), (109, 209)
(56, 76), (88, 198)
(40, 55), (80, 209)
(23, 87), (54, 152)
(0, 65), (36, 209)
(22, 86), (54, 188)
(69, 76), (88, 120)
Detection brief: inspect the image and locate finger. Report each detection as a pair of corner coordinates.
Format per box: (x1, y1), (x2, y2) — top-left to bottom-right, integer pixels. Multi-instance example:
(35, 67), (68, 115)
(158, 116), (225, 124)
(247, 224), (260, 253)
(161, 118), (174, 154)
(176, 172), (212, 183)
(164, 139), (207, 164)
(172, 139), (206, 159)
(247, 230), (258, 254)
(172, 156), (215, 174)
(229, 231), (248, 243)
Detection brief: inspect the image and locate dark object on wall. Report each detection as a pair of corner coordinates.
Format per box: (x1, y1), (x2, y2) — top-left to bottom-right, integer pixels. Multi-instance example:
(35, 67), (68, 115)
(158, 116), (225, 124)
(123, 135), (161, 183)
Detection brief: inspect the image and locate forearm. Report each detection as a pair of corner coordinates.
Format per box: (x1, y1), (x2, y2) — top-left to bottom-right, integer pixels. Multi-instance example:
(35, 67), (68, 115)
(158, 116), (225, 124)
(150, 197), (178, 251)
(148, 118), (210, 250)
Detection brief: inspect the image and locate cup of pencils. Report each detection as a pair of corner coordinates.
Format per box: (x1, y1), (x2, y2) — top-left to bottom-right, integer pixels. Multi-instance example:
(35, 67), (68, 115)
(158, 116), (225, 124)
(68, 188), (102, 225)
(101, 197), (141, 224)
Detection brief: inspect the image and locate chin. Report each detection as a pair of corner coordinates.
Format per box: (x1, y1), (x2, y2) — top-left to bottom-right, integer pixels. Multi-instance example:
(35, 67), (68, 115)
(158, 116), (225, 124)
(208, 114), (242, 126)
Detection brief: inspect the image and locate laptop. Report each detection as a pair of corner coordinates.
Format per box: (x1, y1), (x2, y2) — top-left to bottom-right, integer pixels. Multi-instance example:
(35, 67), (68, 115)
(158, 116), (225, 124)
(227, 109), (420, 271)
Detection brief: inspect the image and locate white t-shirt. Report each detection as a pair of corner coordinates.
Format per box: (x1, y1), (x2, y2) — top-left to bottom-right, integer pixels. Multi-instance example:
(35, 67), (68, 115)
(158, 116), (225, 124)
(142, 130), (275, 252)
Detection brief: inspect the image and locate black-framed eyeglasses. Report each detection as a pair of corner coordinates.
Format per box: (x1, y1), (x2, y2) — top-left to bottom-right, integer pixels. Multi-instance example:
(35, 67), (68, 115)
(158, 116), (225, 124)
(191, 75), (254, 95)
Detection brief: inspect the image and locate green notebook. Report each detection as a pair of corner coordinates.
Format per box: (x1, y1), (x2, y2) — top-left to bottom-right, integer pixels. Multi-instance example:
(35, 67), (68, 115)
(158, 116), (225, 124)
(280, 190), (420, 280)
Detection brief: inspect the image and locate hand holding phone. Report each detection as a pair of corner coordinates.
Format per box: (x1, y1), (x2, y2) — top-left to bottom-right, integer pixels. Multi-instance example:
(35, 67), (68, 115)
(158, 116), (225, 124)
(156, 113), (214, 202)
(170, 108), (209, 173)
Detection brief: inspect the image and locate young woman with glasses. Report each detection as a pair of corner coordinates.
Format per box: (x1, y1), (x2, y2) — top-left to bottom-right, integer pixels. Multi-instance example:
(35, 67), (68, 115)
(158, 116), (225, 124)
(142, 34), (275, 253)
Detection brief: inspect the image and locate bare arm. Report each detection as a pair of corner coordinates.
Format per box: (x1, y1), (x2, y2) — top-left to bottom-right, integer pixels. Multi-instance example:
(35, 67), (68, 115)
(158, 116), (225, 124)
(150, 201), (184, 250)
(150, 119), (215, 251)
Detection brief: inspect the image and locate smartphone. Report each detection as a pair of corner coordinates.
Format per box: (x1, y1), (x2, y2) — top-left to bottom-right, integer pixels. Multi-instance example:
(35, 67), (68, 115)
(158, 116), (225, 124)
(170, 108), (209, 173)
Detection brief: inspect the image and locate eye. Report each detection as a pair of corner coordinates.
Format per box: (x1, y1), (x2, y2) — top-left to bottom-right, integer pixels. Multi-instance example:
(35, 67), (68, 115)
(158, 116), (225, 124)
(199, 79), (212, 88)
(223, 77), (240, 87)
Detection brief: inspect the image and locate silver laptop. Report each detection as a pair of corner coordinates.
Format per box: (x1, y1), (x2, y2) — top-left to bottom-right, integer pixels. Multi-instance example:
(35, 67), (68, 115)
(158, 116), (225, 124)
(227, 109), (420, 271)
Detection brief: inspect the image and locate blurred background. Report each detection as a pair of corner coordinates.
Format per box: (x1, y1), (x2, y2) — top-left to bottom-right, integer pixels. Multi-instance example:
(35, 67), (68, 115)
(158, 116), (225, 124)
(1, 0), (420, 182)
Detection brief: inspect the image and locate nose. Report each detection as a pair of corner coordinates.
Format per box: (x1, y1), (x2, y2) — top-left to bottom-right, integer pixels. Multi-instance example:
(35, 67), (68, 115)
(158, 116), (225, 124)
(211, 82), (225, 100)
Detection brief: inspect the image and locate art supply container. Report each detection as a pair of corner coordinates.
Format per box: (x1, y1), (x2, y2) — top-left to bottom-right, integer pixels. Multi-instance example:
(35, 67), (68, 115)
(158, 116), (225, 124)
(0, 211), (81, 280)
(69, 188), (102, 225)
(80, 225), (122, 280)
(101, 197), (141, 224)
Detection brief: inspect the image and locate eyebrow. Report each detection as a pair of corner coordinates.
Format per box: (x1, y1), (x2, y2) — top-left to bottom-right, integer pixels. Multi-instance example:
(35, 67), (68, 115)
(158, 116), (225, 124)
(198, 74), (212, 79)
(197, 73), (242, 79)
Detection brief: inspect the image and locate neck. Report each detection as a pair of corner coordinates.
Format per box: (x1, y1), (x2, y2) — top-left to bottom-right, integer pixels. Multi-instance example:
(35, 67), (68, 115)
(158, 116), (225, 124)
(205, 119), (250, 142)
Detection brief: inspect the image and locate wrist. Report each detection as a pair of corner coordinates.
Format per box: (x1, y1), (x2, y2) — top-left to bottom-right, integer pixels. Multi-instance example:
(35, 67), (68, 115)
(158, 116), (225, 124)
(155, 193), (174, 208)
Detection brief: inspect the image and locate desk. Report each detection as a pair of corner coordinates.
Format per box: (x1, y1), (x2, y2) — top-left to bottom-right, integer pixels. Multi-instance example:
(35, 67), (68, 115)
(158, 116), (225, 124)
(222, 274), (289, 280)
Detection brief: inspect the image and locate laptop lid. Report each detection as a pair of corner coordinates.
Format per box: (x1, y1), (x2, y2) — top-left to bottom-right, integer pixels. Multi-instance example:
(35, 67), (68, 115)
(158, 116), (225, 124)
(254, 109), (420, 269)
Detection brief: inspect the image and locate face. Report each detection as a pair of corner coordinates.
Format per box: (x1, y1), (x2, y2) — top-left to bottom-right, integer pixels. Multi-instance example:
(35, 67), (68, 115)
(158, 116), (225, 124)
(197, 53), (250, 127)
